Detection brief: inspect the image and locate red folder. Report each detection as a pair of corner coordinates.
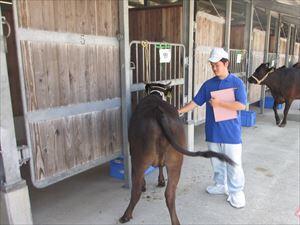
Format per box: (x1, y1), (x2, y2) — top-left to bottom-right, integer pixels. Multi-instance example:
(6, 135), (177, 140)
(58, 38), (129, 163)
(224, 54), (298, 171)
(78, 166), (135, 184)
(210, 88), (237, 122)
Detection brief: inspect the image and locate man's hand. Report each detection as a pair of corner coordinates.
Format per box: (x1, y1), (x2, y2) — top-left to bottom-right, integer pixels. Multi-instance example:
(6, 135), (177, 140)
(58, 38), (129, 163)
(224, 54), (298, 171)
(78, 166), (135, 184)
(209, 97), (221, 108)
(210, 98), (246, 111)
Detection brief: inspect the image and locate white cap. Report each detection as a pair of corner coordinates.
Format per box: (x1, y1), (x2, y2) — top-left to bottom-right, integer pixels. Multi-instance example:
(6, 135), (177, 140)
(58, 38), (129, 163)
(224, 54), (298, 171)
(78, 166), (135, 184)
(208, 48), (229, 63)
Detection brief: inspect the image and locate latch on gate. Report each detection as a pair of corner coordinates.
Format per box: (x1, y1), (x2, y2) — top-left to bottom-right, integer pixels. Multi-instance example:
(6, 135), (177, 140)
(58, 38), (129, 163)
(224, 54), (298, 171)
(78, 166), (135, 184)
(17, 145), (30, 166)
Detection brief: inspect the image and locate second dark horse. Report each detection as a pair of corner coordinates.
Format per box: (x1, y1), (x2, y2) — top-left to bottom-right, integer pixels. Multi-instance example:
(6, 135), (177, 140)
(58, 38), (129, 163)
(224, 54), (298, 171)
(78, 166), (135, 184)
(119, 82), (235, 225)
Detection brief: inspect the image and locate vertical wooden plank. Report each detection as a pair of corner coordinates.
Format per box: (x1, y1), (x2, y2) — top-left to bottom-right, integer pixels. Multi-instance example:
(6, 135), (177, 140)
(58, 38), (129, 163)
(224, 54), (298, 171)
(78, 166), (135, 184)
(53, 0), (66, 32)
(97, 46), (107, 100)
(40, 121), (57, 177)
(64, 116), (76, 169)
(111, 0), (119, 37)
(57, 44), (71, 106)
(30, 123), (45, 181)
(52, 119), (67, 172)
(100, 110), (108, 156)
(64, 0), (76, 33)
(106, 46), (114, 98)
(21, 42), (38, 111)
(67, 45), (79, 104)
(31, 43), (49, 110)
(75, 0), (88, 34)
(96, 0), (109, 36)
(85, 46), (95, 101)
(17, 0), (29, 28)
(78, 46), (87, 103)
(81, 114), (93, 162)
(91, 112), (101, 159)
(87, 0), (97, 35)
(26, 0), (44, 29)
(42, 0), (55, 31)
(45, 43), (60, 108)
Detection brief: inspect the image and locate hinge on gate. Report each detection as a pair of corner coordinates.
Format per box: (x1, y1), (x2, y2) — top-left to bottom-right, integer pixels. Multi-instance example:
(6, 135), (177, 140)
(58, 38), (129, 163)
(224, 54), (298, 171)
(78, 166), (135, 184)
(17, 145), (30, 166)
(184, 56), (189, 66)
(116, 33), (124, 41)
(193, 21), (197, 32)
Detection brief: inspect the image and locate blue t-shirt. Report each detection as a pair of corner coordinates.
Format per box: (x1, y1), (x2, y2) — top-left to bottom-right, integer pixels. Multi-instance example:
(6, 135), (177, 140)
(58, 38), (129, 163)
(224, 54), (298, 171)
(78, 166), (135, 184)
(193, 74), (247, 144)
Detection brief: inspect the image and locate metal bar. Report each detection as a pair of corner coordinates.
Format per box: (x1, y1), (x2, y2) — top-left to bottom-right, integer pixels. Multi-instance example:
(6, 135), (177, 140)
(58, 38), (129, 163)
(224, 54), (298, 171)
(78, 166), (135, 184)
(154, 45), (157, 81)
(119, 0), (132, 189)
(135, 43), (138, 84)
(174, 46), (177, 106)
(27, 98), (121, 123)
(149, 44), (151, 81)
(183, 0), (194, 151)
(275, 14), (282, 68)
(260, 9), (271, 114)
(130, 78), (185, 92)
(142, 44), (145, 82)
(285, 24), (292, 67)
(18, 28), (119, 46)
(244, 0), (254, 106)
(0, 6), (22, 186)
(224, 0), (232, 51)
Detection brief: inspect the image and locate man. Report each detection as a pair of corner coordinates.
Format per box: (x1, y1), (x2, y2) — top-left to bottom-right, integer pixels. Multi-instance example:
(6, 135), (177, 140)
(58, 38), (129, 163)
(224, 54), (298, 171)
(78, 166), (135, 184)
(178, 48), (247, 208)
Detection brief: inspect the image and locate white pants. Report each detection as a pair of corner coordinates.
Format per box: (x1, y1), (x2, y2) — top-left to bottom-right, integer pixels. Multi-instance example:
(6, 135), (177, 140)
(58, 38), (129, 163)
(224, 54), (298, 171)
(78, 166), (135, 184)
(207, 142), (245, 193)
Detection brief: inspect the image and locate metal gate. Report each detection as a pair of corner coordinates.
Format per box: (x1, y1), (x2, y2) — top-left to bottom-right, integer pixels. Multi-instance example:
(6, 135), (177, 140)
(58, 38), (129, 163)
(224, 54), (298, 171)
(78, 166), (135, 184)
(229, 49), (248, 84)
(129, 41), (186, 109)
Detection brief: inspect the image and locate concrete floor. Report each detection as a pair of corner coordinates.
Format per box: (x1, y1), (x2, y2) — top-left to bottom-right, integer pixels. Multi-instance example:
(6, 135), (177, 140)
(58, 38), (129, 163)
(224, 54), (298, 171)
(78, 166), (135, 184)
(24, 104), (299, 225)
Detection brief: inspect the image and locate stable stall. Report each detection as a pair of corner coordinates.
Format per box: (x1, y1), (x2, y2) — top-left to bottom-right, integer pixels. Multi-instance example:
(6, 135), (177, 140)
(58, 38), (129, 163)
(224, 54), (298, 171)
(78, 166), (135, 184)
(4, 0), (122, 188)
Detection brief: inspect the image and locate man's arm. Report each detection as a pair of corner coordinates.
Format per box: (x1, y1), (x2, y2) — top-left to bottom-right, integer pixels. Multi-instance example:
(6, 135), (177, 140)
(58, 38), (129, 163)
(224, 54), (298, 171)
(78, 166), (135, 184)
(210, 98), (246, 111)
(178, 101), (197, 114)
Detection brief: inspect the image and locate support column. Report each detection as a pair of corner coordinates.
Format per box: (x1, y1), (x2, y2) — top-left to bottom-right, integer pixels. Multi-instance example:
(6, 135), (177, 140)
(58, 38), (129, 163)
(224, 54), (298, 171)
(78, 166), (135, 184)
(224, 0), (232, 52)
(260, 9), (271, 114)
(118, 0), (131, 189)
(244, 0), (254, 108)
(183, 0), (195, 151)
(291, 27), (297, 63)
(0, 6), (32, 225)
(275, 14), (282, 68)
(285, 24), (292, 66)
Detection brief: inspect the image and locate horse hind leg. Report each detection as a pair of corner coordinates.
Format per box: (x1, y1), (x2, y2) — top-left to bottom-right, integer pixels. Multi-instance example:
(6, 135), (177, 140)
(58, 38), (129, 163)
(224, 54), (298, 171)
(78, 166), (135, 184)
(279, 99), (292, 127)
(119, 165), (146, 223)
(273, 98), (281, 125)
(165, 163), (182, 225)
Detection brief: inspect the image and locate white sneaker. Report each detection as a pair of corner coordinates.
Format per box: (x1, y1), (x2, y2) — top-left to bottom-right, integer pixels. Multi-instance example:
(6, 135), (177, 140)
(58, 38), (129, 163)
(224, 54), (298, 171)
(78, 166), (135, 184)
(227, 191), (245, 208)
(206, 184), (228, 195)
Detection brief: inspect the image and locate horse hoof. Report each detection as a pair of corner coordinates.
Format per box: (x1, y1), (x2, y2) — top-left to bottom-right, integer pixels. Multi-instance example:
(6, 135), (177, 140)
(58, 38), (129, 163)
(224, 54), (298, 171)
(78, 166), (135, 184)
(141, 186), (146, 192)
(276, 121), (280, 125)
(157, 181), (165, 187)
(119, 215), (132, 223)
(278, 123), (286, 127)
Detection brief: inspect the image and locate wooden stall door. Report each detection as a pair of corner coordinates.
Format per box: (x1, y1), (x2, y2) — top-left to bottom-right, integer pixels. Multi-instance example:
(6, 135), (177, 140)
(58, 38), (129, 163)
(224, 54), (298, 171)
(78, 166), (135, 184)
(249, 29), (265, 103)
(15, 0), (121, 188)
(193, 11), (224, 123)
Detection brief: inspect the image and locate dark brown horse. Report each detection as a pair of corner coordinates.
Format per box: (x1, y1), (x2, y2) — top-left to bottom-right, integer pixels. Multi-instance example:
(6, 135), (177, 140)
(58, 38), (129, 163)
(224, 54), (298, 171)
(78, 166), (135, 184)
(119, 82), (235, 225)
(248, 63), (300, 127)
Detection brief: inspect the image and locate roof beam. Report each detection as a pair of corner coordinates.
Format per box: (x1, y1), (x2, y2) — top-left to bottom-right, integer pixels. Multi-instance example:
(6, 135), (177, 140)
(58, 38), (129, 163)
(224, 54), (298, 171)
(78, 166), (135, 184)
(254, 0), (300, 18)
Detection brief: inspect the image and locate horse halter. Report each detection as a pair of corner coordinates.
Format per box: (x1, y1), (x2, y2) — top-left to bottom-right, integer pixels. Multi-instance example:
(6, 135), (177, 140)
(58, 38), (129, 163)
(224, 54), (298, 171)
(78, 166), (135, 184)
(249, 68), (274, 85)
